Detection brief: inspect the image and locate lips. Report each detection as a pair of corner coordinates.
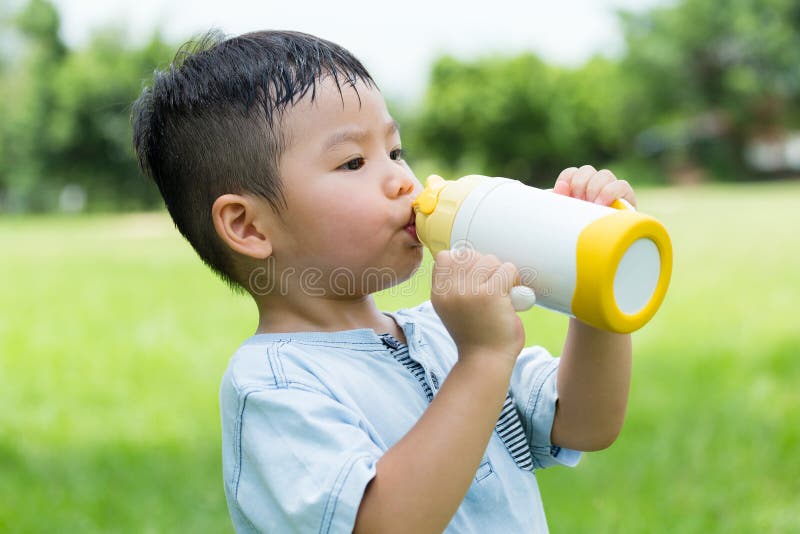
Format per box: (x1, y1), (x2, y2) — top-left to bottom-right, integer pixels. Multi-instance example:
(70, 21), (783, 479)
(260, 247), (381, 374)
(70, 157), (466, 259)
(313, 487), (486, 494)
(404, 209), (420, 243)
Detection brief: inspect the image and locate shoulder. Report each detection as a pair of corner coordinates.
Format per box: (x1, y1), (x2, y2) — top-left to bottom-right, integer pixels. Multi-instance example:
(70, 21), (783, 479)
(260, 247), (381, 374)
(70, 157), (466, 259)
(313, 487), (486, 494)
(220, 332), (397, 401)
(220, 340), (332, 400)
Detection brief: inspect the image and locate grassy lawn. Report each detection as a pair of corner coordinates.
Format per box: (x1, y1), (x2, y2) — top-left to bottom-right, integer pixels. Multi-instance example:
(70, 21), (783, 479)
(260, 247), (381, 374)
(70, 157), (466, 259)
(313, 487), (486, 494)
(1, 181), (799, 532)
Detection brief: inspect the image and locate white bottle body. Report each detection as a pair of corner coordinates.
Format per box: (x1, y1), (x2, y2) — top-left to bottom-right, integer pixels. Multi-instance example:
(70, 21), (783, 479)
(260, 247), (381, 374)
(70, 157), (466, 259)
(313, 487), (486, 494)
(413, 174), (672, 332)
(450, 177), (642, 316)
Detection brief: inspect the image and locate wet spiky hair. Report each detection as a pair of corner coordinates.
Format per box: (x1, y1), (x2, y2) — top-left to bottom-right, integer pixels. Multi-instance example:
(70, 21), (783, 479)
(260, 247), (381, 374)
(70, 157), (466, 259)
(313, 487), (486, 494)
(132, 30), (375, 291)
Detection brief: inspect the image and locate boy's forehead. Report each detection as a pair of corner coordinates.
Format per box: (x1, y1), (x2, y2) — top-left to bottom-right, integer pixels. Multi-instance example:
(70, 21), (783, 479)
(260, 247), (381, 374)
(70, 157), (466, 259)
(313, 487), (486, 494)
(282, 77), (388, 138)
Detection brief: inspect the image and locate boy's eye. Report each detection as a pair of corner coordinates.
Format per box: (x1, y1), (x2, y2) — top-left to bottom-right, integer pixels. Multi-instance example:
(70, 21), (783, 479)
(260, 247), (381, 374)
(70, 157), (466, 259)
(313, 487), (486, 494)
(390, 148), (404, 161)
(340, 157), (365, 171)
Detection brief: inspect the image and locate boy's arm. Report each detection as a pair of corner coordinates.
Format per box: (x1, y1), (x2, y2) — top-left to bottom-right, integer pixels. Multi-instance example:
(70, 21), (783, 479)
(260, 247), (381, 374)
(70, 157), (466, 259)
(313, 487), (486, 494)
(354, 249), (524, 534)
(551, 318), (631, 450)
(355, 350), (514, 533)
(550, 164), (636, 451)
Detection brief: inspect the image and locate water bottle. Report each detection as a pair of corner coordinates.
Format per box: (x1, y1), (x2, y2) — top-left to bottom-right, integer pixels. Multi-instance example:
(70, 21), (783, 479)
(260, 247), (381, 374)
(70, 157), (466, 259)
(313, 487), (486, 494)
(413, 175), (673, 333)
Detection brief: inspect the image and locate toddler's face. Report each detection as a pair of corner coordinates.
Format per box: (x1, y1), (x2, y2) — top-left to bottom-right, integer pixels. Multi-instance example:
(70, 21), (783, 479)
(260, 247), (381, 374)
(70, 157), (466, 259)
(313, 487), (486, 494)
(268, 77), (424, 295)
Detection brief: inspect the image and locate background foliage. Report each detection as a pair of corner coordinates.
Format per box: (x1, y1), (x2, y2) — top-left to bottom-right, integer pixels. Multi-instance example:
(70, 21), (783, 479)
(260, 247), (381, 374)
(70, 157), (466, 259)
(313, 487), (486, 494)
(1, 0), (799, 210)
(1, 0), (171, 212)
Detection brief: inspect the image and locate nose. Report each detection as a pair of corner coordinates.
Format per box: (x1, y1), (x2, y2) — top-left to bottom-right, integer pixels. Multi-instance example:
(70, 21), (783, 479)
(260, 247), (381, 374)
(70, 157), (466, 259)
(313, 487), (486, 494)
(385, 165), (419, 198)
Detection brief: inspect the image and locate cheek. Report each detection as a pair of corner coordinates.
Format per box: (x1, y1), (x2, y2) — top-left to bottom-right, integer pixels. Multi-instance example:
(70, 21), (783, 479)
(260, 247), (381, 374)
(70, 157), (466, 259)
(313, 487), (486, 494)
(300, 195), (388, 248)
(325, 212), (387, 250)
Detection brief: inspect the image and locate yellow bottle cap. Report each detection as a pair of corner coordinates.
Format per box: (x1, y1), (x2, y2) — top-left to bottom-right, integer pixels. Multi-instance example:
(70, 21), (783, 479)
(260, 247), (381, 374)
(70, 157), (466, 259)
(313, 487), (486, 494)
(413, 175), (491, 255)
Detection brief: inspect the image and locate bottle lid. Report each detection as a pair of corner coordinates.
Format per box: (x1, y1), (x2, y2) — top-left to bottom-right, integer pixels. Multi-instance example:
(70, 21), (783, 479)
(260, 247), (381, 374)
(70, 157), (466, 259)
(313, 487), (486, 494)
(413, 175), (492, 255)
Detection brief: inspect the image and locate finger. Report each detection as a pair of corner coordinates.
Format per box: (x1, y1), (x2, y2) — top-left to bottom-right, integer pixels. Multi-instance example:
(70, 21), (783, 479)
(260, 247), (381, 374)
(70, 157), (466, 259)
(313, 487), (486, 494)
(433, 248), (474, 281)
(585, 169), (616, 204)
(433, 249), (481, 297)
(553, 167), (578, 195)
(431, 253), (452, 296)
(449, 245), (481, 269)
(432, 250), (453, 280)
(569, 165), (597, 201)
(470, 254), (502, 284)
(488, 261), (520, 297)
(596, 179), (637, 209)
(433, 250), (452, 266)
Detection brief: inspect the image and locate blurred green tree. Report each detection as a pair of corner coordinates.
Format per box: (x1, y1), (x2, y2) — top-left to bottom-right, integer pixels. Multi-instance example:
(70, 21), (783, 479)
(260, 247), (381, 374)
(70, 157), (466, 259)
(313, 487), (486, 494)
(0, 0), (173, 211)
(620, 0), (800, 180)
(0, 4), (8, 206)
(44, 30), (173, 210)
(2, 0), (67, 209)
(409, 53), (647, 186)
(1, 0), (67, 211)
(409, 0), (800, 185)
(2, 0), (798, 212)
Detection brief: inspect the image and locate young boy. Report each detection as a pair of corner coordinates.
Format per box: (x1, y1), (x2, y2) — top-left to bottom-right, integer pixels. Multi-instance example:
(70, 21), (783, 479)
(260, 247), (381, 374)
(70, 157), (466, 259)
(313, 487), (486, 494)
(132, 30), (634, 533)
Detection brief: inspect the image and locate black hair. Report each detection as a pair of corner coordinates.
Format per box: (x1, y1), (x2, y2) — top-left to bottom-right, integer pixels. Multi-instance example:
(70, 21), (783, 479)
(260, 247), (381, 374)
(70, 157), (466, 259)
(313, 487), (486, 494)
(131, 30), (375, 291)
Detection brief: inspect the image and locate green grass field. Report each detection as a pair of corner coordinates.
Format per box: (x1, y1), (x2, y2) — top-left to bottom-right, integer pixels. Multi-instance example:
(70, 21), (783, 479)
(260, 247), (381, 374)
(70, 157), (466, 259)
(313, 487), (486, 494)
(2, 182), (799, 532)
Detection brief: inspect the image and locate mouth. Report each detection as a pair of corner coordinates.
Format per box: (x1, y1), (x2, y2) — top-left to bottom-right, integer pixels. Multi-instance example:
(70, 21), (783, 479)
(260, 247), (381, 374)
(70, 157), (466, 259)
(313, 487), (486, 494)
(404, 209), (420, 244)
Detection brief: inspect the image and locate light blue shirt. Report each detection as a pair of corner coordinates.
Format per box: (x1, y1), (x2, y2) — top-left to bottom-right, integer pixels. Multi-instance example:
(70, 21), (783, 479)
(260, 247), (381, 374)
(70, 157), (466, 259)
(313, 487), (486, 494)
(220, 301), (580, 533)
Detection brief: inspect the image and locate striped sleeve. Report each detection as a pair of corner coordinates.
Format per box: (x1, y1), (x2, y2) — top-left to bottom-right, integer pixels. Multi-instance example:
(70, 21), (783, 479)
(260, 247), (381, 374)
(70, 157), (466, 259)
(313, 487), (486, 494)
(509, 346), (582, 469)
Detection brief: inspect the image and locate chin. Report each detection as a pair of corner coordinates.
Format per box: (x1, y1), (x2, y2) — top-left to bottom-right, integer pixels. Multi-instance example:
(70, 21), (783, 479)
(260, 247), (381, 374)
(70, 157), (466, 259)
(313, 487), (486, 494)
(393, 257), (424, 288)
(360, 258), (422, 294)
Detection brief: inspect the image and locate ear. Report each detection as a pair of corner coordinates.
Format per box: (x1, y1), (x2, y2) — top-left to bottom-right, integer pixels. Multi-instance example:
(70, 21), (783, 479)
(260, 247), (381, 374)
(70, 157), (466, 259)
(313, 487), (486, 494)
(211, 194), (273, 259)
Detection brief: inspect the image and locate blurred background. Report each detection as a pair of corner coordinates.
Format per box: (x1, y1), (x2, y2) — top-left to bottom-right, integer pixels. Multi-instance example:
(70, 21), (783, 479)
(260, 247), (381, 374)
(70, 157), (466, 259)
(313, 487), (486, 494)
(1, 0), (798, 532)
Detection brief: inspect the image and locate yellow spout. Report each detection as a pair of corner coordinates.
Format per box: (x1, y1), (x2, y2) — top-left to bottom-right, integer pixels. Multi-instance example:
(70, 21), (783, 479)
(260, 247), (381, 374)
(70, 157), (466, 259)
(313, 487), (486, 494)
(412, 174), (447, 214)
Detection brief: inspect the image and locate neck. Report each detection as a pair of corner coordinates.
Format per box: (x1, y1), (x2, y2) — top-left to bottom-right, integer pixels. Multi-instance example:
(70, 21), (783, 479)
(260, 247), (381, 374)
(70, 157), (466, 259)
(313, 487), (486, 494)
(254, 291), (400, 338)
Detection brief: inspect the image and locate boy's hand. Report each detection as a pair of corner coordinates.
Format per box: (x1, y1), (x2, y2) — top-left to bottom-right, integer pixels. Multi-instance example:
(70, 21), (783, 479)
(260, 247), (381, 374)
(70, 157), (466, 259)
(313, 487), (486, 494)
(553, 165), (637, 209)
(358, 249), (526, 534)
(431, 248), (524, 363)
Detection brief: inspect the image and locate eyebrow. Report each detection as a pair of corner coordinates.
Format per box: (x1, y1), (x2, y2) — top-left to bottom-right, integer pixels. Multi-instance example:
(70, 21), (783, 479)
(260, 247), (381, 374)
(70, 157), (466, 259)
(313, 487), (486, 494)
(323, 120), (400, 152)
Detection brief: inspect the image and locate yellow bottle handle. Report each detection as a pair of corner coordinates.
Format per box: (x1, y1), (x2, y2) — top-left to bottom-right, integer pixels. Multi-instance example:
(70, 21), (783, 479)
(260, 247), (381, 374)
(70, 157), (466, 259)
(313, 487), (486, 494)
(610, 198), (636, 211)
